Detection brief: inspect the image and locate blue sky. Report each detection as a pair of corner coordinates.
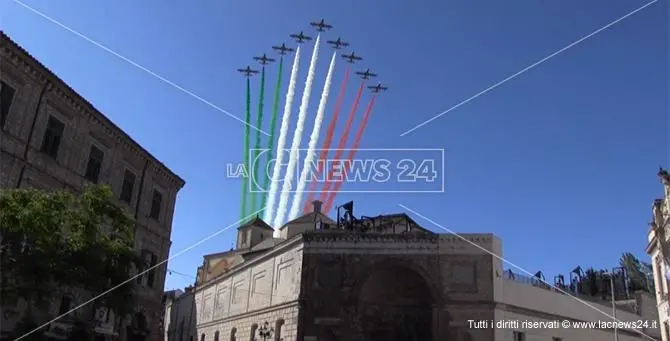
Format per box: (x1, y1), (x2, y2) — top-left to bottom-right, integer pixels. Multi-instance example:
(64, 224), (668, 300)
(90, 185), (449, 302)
(3, 0), (667, 291)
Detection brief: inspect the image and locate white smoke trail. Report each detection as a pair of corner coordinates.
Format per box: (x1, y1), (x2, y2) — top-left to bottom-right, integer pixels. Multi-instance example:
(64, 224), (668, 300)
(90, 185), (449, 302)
(288, 51), (337, 220)
(264, 45), (302, 228)
(273, 35), (321, 228)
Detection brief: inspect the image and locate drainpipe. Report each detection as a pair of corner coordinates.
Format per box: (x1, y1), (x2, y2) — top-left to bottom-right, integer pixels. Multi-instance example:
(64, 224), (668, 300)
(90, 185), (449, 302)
(15, 80), (51, 188)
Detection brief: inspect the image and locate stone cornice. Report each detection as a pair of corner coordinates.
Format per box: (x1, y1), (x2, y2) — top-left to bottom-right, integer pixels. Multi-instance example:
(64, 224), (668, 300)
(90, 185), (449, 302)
(301, 231), (497, 255)
(1, 31), (185, 190)
(302, 231), (439, 244)
(302, 231), (494, 244)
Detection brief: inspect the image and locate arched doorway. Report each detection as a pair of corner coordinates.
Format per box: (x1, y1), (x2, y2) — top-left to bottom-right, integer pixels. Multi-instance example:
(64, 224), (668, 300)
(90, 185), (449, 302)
(357, 265), (433, 341)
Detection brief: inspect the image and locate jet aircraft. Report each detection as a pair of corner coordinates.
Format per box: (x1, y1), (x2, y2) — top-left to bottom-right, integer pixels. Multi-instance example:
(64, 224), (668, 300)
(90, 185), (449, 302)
(290, 31), (312, 44)
(356, 69), (377, 80)
(254, 54), (276, 65)
(341, 51), (362, 63)
(272, 43), (295, 55)
(238, 66), (259, 77)
(310, 19), (333, 31)
(368, 82), (388, 93)
(327, 37), (349, 49)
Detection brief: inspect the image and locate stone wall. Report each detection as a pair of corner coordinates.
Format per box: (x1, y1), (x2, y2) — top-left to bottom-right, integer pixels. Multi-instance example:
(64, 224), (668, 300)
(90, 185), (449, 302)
(299, 232), (498, 341)
(197, 304), (298, 341)
(0, 32), (184, 341)
(496, 309), (650, 341)
(499, 276), (661, 339)
(193, 239), (304, 341)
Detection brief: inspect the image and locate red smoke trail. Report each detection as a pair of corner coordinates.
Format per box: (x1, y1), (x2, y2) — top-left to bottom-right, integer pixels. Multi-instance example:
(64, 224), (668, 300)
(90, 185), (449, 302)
(317, 81), (365, 205)
(323, 95), (377, 214)
(302, 67), (351, 214)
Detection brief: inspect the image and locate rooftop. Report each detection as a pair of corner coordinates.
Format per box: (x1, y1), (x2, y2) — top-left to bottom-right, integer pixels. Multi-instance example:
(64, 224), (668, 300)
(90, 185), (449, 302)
(0, 31), (185, 188)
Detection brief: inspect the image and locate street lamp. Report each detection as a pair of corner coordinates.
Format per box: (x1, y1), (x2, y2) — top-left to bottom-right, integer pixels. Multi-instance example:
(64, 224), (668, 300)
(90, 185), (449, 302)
(606, 266), (626, 341)
(256, 321), (274, 341)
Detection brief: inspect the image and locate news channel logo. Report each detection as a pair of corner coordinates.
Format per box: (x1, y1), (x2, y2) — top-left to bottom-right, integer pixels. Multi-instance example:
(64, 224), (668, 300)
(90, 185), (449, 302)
(225, 148), (445, 193)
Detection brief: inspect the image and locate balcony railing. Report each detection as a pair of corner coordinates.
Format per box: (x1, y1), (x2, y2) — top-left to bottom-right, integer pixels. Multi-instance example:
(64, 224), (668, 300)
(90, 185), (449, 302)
(502, 270), (638, 314)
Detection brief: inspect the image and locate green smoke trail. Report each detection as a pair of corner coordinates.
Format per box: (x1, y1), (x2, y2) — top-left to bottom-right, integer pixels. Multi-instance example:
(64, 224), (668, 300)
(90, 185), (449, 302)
(261, 56), (284, 210)
(240, 77), (251, 221)
(250, 66), (267, 212)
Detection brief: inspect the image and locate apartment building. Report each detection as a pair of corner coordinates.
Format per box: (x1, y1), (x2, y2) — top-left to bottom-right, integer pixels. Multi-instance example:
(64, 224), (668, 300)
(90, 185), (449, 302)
(0, 31), (185, 341)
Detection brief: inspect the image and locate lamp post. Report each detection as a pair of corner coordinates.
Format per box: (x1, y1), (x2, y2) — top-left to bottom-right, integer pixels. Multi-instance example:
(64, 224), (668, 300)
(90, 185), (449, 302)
(256, 321), (274, 341)
(608, 266), (625, 341)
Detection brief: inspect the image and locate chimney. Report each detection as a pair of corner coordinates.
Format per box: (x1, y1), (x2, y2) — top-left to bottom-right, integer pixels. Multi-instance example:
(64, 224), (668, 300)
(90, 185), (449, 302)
(312, 200), (322, 213)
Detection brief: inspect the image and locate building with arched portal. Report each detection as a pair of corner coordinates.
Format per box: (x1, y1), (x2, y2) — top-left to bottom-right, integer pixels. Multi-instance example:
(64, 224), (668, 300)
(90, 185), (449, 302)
(167, 201), (660, 341)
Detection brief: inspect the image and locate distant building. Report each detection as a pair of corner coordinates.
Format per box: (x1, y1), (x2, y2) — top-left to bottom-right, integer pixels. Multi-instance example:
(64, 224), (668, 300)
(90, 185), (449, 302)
(165, 201), (659, 341)
(163, 287), (196, 341)
(162, 290), (184, 341)
(0, 31), (185, 341)
(647, 169), (670, 341)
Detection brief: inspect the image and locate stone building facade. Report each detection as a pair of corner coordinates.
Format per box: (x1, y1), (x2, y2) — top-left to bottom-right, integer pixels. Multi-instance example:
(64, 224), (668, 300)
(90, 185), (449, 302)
(0, 31), (185, 341)
(167, 201), (659, 341)
(647, 169), (670, 341)
(163, 288), (197, 341)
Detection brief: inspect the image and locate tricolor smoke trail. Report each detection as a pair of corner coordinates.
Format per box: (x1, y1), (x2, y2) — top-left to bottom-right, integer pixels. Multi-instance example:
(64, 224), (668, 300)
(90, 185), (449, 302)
(260, 56), (284, 210)
(239, 77), (252, 221)
(317, 80), (365, 204)
(302, 66), (351, 214)
(274, 35), (321, 228)
(250, 65), (267, 212)
(264, 46), (301, 226)
(289, 51), (337, 221)
(323, 95), (377, 213)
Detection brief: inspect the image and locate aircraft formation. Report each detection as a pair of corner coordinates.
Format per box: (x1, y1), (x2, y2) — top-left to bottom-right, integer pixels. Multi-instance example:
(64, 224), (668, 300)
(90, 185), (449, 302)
(238, 18), (387, 226)
(238, 18), (387, 93)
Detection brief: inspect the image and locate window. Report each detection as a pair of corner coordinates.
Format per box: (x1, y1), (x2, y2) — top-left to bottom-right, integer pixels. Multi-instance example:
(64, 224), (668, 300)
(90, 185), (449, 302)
(58, 295), (72, 315)
(85, 145), (104, 183)
(150, 189), (163, 220)
(120, 170), (136, 203)
(513, 331), (525, 341)
(656, 257), (666, 296)
(249, 324), (258, 341)
(0, 81), (15, 129)
(552, 338), (562, 341)
(40, 116), (65, 159)
(229, 327), (237, 341)
(147, 252), (157, 288)
(137, 250), (158, 288)
(240, 229), (247, 244)
(274, 319), (284, 341)
(665, 321), (670, 341)
(213, 331), (219, 341)
(201, 334), (205, 341)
